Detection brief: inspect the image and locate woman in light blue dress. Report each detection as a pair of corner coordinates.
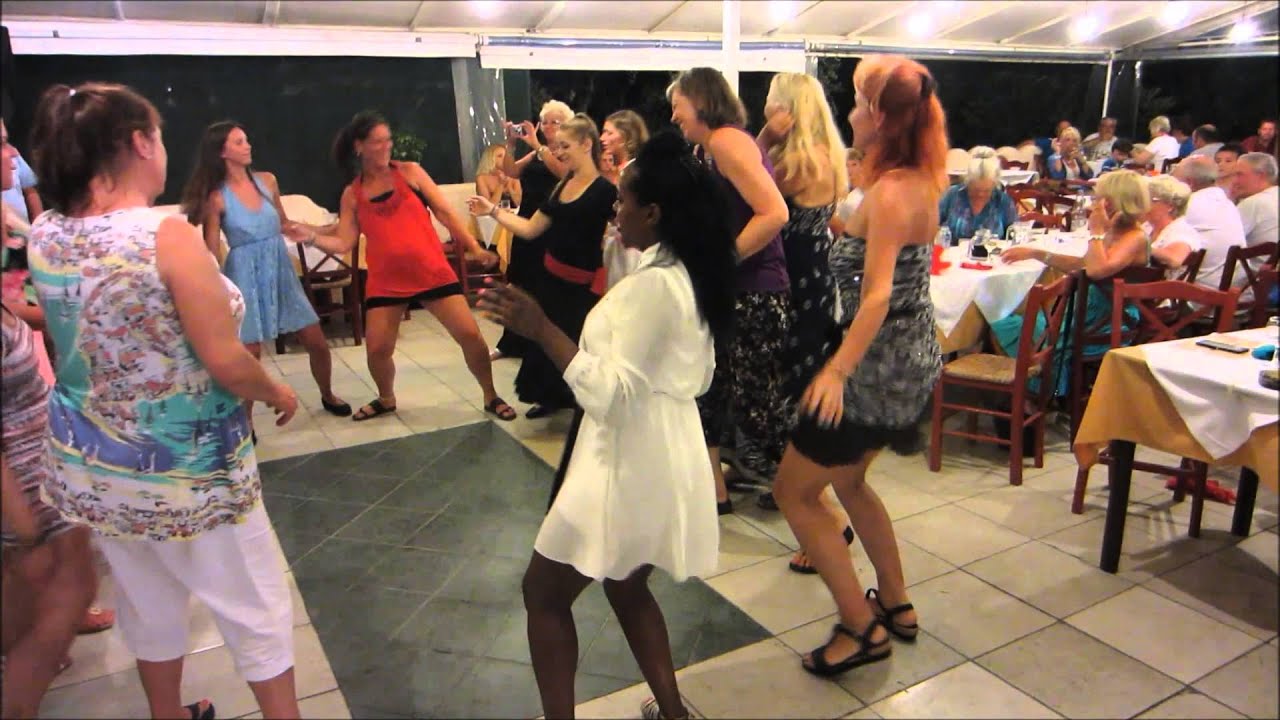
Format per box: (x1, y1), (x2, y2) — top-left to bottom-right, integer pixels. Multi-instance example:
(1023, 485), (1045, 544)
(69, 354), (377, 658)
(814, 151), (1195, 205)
(182, 122), (350, 428)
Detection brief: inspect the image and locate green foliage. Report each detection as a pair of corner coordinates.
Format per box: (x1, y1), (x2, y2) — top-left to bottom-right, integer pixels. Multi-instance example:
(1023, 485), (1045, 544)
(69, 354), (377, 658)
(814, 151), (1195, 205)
(392, 132), (428, 163)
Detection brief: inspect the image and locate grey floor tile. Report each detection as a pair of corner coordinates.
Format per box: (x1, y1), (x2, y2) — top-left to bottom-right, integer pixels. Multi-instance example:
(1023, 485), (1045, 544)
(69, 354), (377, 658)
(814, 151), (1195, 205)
(319, 474), (405, 505)
(364, 545), (466, 594)
(274, 498), (369, 538)
(291, 537), (396, 588)
(409, 509), (544, 559)
(434, 553), (529, 607)
(336, 505), (438, 544)
(1137, 689), (1246, 719)
(395, 597), (511, 657)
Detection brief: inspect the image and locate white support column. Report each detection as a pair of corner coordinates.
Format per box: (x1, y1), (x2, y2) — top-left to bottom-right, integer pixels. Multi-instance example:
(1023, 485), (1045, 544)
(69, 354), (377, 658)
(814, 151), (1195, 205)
(1101, 57), (1114, 117)
(722, 0), (741, 94)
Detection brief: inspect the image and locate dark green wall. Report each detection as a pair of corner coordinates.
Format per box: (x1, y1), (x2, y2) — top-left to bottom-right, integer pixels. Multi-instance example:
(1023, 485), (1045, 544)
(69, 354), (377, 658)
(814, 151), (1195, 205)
(9, 55), (462, 209)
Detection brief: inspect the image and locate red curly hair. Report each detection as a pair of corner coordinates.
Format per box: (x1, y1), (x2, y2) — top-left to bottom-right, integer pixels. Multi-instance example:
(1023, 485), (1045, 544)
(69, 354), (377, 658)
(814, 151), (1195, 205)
(853, 55), (949, 194)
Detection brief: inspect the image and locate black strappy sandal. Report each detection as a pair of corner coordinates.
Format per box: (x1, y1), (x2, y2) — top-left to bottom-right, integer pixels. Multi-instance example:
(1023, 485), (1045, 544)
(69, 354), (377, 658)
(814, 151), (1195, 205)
(802, 619), (892, 677)
(352, 398), (396, 422)
(789, 526), (856, 574)
(186, 700), (216, 720)
(866, 587), (919, 642)
(484, 397), (517, 422)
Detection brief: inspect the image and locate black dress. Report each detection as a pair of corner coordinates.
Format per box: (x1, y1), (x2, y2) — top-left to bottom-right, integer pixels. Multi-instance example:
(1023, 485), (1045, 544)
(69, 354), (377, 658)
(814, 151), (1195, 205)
(498, 155), (559, 358)
(514, 175), (616, 409)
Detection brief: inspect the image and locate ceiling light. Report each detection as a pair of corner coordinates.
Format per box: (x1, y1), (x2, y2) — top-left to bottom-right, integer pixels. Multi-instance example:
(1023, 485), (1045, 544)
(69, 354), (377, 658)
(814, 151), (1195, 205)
(906, 13), (934, 39)
(1228, 19), (1259, 43)
(1071, 15), (1101, 42)
(1160, 2), (1191, 29)
(768, 1), (801, 23)
(471, 0), (502, 19)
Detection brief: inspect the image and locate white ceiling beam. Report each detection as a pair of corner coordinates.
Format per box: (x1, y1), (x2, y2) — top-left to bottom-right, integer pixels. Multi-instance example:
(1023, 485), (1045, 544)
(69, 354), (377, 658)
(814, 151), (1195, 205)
(647, 1), (690, 33)
(262, 0), (282, 27)
(1067, 7), (1156, 48)
(999, 7), (1076, 44)
(112, 0), (125, 20)
(1120, 0), (1267, 52)
(935, 1), (1014, 38)
(845, 1), (917, 39)
(407, 1), (430, 30)
(764, 1), (824, 36)
(532, 1), (568, 32)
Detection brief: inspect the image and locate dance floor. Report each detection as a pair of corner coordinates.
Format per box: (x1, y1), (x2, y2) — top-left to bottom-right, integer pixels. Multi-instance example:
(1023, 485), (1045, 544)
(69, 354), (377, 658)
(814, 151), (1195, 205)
(38, 311), (1280, 719)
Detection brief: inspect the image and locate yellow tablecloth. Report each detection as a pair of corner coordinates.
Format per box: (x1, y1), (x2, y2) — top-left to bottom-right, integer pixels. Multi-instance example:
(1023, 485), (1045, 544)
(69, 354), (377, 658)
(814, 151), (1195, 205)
(1073, 342), (1279, 490)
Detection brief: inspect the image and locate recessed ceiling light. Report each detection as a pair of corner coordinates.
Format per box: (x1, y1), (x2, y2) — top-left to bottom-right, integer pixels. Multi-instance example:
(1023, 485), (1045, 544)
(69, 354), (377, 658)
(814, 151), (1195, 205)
(1071, 15), (1101, 42)
(1160, 2), (1191, 29)
(906, 13), (934, 39)
(1228, 19), (1260, 43)
(472, 0), (502, 19)
(768, 1), (801, 23)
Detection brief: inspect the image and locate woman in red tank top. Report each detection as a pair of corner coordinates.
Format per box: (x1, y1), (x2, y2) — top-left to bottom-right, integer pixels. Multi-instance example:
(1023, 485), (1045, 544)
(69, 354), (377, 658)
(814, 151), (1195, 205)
(295, 112), (516, 422)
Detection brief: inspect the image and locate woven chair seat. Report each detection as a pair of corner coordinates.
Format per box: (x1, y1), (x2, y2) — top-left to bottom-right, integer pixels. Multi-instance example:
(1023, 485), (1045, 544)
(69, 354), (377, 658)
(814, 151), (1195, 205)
(943, 353), (1041, 385)
(310, 277), (352, 290)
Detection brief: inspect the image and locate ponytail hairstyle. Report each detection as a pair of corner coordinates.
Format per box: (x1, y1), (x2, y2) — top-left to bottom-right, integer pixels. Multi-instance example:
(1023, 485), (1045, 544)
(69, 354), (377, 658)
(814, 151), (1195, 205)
(624, 130), (736, 343)
(181, 120), (266, 225)
(550, 113), (604, 197)
(852, 55), (949, 195)
(604, 109), (650, 163)
(332, 110), (388, 182)
(29, 82), (162, 214)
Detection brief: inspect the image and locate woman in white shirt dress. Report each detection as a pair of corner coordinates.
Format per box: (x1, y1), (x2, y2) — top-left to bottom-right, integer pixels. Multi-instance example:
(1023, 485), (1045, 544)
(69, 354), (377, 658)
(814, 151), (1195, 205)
(478, 131), (736, 720)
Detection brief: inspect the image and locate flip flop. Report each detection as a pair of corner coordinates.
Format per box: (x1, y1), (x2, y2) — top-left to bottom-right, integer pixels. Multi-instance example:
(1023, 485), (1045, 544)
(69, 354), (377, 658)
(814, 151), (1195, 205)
(352, 398), (396, 422)
(186, 700), (216, 720)
(485, 397), (517, 422)
(321, 397), (353, 417)
(77, 606), (115, 635)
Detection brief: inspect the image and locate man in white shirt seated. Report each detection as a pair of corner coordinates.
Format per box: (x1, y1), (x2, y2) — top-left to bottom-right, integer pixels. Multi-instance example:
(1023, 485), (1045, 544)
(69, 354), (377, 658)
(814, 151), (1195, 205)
(1172, 155), (1247, 291)
(1082, 116), (1118, 161)
(1187, 124), (1223, 159)
(1232, 152), (1279, 250)
(1147, 115), (1182, 172)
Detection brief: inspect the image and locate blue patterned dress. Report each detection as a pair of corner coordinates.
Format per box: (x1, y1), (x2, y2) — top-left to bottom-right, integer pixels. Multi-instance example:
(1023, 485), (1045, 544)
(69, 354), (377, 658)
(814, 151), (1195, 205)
(220, 177), (319, 344)
(29, 208), (260, 541)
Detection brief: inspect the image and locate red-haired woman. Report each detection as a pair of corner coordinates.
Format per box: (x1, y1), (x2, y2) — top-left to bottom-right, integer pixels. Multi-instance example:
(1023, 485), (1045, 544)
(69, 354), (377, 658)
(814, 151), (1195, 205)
(772, 55), (946, 677)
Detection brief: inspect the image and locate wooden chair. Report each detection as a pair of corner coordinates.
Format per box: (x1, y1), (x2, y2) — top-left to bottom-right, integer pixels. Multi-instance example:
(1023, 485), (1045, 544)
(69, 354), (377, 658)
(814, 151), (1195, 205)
(1020, 212), (1066, 230)
(1071, 280), (1241, 536)
(1248, 264), (1278, 329)
(1066, 265), (1167, 441)
(1217, 242), (1279, 327)
(1008, 186), (1053, 214)
(1001, 158), (1030, 170)
(1161, 157), (1179, 174)
(295, 235), (363, 346)
(929, 275), (1076, 486)
(1173, 248), (1207, 284)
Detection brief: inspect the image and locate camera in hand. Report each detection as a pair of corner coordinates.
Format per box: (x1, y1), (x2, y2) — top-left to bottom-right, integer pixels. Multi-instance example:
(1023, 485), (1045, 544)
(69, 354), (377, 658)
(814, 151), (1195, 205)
(512, 125), (527, 137)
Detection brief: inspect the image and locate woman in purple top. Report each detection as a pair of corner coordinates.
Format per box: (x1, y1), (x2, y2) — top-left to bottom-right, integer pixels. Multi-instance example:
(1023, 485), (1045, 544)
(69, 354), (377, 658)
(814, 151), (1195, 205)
(668, 68), (791, 514)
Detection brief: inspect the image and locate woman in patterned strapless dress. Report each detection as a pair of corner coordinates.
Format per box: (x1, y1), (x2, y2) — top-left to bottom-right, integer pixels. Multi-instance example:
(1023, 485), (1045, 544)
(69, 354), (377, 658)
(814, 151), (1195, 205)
(753, 73), (856, 572)
(773, 56), (947, 678)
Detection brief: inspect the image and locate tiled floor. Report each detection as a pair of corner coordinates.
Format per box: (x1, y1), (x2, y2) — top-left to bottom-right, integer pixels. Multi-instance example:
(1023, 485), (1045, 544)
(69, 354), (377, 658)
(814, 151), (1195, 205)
(39, 311), (1280, 719)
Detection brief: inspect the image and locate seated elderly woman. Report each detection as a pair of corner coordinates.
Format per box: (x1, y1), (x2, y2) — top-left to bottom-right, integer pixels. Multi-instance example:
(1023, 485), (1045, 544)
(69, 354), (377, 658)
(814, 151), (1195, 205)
(1146, 174), (1202, 274)
(991, 170), (1153, 397)
(1047, 126), (1094, 181)
(938, 147), (1018, 241)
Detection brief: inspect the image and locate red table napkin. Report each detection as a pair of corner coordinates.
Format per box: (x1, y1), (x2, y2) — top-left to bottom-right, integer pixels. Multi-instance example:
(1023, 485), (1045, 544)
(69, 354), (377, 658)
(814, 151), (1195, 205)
(930, 244), (951, 275)
(960, 261), (993, 270)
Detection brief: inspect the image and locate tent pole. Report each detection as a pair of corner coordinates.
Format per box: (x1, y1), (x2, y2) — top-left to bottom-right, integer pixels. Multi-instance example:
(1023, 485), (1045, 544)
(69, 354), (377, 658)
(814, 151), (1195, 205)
(722, 0), (741, 94)
(1101, 56), (1114, 117)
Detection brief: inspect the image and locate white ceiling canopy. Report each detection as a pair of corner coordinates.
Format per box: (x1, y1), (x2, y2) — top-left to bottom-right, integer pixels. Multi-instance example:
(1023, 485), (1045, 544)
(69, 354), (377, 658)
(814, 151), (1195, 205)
(2, 0), (1277, 63)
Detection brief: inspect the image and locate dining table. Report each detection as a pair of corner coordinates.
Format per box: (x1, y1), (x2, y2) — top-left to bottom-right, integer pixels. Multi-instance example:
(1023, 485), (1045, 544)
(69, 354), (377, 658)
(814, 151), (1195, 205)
(1074, 327), (1279, 573)
(931, 231), (1089, 353)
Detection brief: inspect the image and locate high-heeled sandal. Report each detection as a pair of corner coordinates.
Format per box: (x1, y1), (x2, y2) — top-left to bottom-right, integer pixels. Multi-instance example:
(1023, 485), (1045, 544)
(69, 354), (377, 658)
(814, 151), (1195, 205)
(866, 587), (919, 642)
(801, 618), (892, 677)
(640, 697), (690, 719)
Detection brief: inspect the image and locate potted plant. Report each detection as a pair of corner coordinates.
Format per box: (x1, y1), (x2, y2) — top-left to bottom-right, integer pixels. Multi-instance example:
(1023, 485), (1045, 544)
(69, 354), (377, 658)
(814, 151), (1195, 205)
(391, 132), (428, 164)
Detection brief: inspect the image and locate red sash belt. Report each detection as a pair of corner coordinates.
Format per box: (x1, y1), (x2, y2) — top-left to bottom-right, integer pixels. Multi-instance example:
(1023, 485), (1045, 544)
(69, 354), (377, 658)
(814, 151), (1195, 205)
(544, 254), (607, 296)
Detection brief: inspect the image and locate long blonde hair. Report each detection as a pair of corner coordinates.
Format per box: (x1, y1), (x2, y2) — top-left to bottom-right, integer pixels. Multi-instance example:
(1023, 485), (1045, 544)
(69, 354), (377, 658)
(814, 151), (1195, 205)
(765, 73), (848, 197)
(477, 144), (506, 175)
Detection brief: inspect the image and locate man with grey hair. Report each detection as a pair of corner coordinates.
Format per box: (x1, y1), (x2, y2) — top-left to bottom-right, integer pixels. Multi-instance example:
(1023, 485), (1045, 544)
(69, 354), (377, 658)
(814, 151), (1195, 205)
(1188, 124), (1223, 159)
(1148, 115), (1181, 170)
(1232, 152), (1279, 250)
(1173, 155), (1247, 291)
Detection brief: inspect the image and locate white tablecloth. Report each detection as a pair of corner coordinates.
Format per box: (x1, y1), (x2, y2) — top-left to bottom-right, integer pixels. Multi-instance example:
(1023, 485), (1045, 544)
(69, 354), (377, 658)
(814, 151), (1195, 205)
(929, 233), (1088, 336)
(1142, 328), (1279, 459)
(948, 169), (1039, 186)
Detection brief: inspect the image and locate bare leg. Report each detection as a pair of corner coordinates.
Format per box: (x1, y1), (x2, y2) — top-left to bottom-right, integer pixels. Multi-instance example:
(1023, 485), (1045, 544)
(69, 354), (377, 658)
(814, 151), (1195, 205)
(1, 527), (97, 718)
(790, 488), (852, 571)
(423, 295), (504, 406)
(294, 323), (343, 406)
(523, 552), (594, 719)
(247, 667), (301, 719)
(602, 566), (686, 719)
(136, 657), (189, 719)
(710, 446), (729, 505)
(773, 446), (893, 666)
(830, 456), (916, 627)
(356, 306), (404, 418)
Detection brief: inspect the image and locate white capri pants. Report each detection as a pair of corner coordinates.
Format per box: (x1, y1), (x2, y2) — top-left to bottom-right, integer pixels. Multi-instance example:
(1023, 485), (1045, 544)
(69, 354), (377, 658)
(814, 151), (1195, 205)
(97, 503), (294, 683)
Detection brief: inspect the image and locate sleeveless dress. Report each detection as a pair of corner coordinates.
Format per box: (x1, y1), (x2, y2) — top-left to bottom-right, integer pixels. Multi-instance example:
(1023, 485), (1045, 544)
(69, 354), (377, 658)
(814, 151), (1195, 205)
(791, 238), (942, 467)
(1, 305), (75, 548)
(497, 155), (558, 359)
(354, 164), (461, 305)
(220, 176), (319, 344)
(780, 198), (839, 411)
(28, 208), (259, 541)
